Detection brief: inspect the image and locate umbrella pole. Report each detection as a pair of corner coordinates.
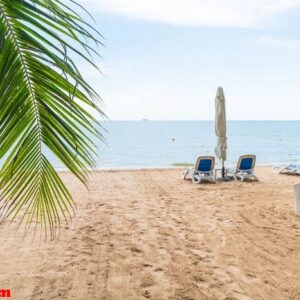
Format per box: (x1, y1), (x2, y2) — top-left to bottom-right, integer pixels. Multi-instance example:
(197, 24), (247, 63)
(222, 160), (225, 178)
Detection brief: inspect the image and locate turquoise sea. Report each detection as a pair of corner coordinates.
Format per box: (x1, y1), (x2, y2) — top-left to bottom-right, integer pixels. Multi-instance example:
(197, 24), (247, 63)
(47, 121), (300, 169)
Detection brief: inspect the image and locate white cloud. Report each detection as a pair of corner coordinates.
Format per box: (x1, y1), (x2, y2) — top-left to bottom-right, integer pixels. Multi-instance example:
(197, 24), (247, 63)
(80, 0), (300, 27)
(251, 36), (300, 50)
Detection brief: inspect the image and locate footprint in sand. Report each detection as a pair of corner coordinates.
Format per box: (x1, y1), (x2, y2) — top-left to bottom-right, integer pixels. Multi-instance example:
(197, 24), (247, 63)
(140, 274), (154, 288)
(130, 246), (143, 254)
(142, 263), (153, 268)
(154, 267), (163, 272)
(142, 290), (151, 299)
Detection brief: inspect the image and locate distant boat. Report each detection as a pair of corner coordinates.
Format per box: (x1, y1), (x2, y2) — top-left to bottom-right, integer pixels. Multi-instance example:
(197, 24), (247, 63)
(141, 119), (150, 121)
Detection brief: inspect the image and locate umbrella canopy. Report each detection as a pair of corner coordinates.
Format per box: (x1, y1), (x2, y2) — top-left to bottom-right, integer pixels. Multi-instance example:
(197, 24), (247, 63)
(214, 87), (227, 162)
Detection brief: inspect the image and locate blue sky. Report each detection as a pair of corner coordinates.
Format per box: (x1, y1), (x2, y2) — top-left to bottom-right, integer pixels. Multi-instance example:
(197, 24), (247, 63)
(79, 0), (300, 120)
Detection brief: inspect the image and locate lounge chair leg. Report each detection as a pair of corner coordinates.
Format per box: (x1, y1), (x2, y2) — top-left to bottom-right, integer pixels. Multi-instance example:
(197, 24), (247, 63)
(192, 175), (200, 184)
(182, 169), (189, 180)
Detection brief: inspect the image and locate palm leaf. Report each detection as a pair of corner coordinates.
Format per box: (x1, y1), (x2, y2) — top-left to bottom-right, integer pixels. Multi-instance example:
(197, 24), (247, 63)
(0, 0), (104, 239)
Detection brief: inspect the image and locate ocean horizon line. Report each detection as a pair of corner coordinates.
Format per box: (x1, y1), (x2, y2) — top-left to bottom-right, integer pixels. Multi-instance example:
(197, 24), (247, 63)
(99, 119), (300, 122)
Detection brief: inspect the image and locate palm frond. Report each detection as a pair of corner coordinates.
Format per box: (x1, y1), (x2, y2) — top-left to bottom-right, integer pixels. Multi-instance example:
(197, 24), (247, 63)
(0, 0), (104, 239)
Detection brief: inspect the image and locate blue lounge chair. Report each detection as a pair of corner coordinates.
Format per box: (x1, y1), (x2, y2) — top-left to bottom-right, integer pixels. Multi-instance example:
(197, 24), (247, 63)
(228, 154), (258, 181)
(183, 156), (215, 183)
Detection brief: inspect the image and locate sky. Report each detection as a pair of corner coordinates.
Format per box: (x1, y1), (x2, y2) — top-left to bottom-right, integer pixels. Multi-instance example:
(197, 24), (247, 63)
(78, 0), (300, 120)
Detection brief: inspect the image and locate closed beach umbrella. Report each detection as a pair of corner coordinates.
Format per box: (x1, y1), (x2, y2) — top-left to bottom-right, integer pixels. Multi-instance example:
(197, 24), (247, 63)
(214, 86), (227, 178)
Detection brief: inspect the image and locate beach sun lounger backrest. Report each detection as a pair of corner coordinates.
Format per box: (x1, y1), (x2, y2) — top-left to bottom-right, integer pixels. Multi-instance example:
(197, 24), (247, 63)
(195, 156), (215, 172)
(237, 155), (256, 171)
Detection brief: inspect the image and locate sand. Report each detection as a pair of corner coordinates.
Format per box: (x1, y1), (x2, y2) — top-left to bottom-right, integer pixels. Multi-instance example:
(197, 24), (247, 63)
(0, 167), (299, 300)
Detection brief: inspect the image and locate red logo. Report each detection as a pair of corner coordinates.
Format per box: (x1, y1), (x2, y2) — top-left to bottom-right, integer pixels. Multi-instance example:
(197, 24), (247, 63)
(0, 290), (11, 298)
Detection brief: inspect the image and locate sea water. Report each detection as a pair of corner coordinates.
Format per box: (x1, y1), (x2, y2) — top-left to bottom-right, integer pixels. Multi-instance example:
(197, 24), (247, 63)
(46, 121), (300, 169)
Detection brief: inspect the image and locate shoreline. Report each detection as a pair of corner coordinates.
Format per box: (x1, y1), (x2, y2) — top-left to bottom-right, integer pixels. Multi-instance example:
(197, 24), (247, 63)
(56, 163), (289, 173)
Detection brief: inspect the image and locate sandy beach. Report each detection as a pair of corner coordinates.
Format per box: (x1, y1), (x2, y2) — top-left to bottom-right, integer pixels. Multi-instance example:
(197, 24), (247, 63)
(0, 166), (299, 299)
